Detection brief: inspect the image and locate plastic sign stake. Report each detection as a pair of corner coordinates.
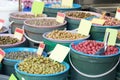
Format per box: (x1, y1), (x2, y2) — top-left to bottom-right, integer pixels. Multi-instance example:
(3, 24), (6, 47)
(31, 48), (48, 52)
(0, 48), (5, 63)
(56, 12), (65, 23)
(115, 7), (120, 20)
(0, 19), (4, 30)
(91, 18), (106, 25)
(78, 19), (92, 36)
(104, 28), (118, 46)
(9, 74), (17, 80)
(14, 28), (24, 41)
(49, 44), (70, 63)
(37, 43), (45, 56)
(61, 0), (73, 8)
(31, 1), (45, 16)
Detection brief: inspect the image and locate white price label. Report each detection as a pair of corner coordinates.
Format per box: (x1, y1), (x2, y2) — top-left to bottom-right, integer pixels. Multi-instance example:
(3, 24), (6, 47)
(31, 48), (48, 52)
(37, 43), (45, 56)
(14, 28), (24, 41)
(0, 19), (4, 30)
(115, 8), (120, 20)
(49, 44), (70, 63)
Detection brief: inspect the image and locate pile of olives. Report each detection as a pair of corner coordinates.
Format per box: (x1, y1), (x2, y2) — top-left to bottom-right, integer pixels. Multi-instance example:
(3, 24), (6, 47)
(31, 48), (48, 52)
(25, 19), (61, 27)
(11, 13), (45, 19)
(65, 11), (94, 19)
(46, 30), (86, 40)
(51, 4), (72, 8)
(5, 51), (36, 60)
(0, 36), (19, 45)
(19, 56), (66, 74)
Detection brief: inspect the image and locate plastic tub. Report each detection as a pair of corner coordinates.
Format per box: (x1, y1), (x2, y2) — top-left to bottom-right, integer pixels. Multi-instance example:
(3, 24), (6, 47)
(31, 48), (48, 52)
(44, 3), (81, 17)
(23, 17), (67, 41)
(0, 34), (26, 49)
(15, 61), (70, 80)
(9, 12), (47, 33)
(64, 11), (101, 30)
(2, 47), (48, 76)
(43, 31), (90, 52)
(69, 40), (120, 80)
(90, 25), (120, 41)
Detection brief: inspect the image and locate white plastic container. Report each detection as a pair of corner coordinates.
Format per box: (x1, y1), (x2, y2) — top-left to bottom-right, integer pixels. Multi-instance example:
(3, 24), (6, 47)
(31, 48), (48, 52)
(0, 0), (18, 27)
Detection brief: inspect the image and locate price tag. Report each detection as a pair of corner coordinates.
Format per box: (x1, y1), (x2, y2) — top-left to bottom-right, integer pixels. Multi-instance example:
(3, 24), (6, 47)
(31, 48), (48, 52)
(115, 7), (120, 20)
(61, 0), (73, 8)
(9, 74), (17, 80)
(56, 12), (65, 23)
(37, 43), (45, 56)
(78, 19), (92, 36)
(104, 28), (118, 46)
(91, 18), (106, 25)
(49, 44), (70, 63)
(0, 48), (5, 63)
(14, 28), (24, 41)
(0, 19), (4, 30)
(31, 1), (45, 16)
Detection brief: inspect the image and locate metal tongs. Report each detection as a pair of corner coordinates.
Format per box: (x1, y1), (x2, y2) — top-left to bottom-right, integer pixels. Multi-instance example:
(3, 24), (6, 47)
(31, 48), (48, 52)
(95, 32), (110, 55)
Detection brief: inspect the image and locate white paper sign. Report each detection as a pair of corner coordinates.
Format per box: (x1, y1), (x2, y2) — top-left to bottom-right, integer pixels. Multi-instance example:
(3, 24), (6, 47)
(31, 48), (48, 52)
(49, 44), (70, 63)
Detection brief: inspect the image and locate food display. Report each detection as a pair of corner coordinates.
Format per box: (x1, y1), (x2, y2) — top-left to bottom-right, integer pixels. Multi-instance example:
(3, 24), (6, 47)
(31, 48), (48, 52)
(65, 11), (95, 19)
(18, 56), (66, 74)
(5, 51), (36, 60)
(10, 12), (46, 19)
(0, 36), (19, 45)
(72, 40), (118, 55)
(118, 31), (120, 40)
(25, 19), (61, 27)
(51, 4), (72, 8)
(46, 30), (86, 40)
(95, 16), (120, 26)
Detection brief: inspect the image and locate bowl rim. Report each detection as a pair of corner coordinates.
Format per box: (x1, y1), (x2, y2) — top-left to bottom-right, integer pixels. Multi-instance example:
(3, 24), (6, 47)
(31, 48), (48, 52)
(64, 11), (102, 20)
(24, 17), (67, 28)
(70, 40), (120, 58)
(0, 34), (26, 47)
(15, 61), (70, 76)
(42, 31), (90, 43)
(44, 3), (81, 10)
(10, 12), (47, 20)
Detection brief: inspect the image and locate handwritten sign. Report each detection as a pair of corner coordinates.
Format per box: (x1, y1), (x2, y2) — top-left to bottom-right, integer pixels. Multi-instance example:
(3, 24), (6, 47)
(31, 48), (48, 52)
(14, 28), (24, 41)
(0, 48), (5, 63)
(9, 74), (17, 80)
(78, 19), (92, 36)
(104, 28), (118, 46)
(61, 0), (73, 8)
(31, 1), (45, 16)
(0, 19), (4, 30)
(56, 12), (65, 23)
(115, 7), (120, 20)
(49, 44), (70, 63)
(37, 43), (45, 56)
(91, 18), (106, 25)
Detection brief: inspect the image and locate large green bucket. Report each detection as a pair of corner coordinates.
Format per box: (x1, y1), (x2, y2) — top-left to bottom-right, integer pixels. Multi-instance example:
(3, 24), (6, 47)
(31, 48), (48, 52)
(69, 40), (120, 80)
(43, 32), (90, 53)
(65, 11), (101, 30)
(15, 62), (70, 80)
(90, 25), (120, 41)
(44, 4), (81, 17)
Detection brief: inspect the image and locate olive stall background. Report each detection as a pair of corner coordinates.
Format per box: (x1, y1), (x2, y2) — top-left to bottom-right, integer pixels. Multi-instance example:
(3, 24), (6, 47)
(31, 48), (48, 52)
(0, 1), (120, 80)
